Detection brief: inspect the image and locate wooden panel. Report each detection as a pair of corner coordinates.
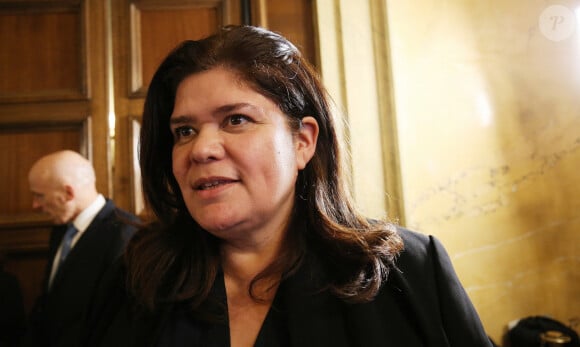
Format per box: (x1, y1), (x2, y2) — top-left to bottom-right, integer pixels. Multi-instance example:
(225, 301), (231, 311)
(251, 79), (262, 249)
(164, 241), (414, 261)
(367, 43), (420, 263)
(0, 214), (51, 314)
(1, 245), (49, 315)
(0, 3), (86, 102)
(130, 1), (232, 96)
(0, 124), (85, 214)
(253, 0), (317, 66)
(82, 0), (110, 198)
(0, 101), (90, 124)
(129, 118), (145, 216)
(0, 220), (50, 251)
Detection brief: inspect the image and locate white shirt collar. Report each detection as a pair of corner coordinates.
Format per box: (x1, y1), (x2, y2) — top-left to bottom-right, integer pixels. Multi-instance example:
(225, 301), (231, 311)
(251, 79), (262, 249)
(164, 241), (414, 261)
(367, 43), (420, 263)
(71, 194), (106, 233)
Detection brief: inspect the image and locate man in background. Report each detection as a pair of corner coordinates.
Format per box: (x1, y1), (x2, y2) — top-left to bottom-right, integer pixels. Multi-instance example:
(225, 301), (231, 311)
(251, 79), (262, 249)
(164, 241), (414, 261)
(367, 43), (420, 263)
(23, 150), (138, 347)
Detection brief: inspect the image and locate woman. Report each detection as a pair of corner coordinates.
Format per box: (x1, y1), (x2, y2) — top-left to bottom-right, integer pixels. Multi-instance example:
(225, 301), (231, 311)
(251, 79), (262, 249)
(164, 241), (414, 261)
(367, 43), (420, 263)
(87, 25), (492, 347)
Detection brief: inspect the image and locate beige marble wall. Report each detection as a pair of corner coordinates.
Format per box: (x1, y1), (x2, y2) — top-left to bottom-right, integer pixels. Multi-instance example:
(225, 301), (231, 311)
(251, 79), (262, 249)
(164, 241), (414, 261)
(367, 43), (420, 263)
(386, 0), (580, 343)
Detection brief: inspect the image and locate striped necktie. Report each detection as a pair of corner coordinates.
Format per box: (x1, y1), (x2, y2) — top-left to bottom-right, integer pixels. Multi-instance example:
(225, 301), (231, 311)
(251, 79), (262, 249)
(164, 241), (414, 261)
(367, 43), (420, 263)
(59, 224), (78, 265)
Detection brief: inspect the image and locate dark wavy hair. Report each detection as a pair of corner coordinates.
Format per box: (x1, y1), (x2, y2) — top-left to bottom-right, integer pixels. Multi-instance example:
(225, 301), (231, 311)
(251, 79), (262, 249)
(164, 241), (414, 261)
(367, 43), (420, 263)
(127, 25), (403, 312)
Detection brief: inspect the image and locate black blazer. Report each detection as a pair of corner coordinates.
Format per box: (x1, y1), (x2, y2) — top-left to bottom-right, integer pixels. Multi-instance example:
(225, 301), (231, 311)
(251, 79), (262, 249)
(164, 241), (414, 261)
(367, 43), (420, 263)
(23, 199), (137, 347)
(85, 228), (492, 347)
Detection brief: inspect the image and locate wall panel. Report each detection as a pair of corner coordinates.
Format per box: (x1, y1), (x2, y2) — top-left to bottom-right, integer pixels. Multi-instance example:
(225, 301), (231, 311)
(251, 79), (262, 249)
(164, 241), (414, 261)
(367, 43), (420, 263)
(386, 0), (580, 342)
(131, 3), (222, 96)
(0, 221), (50, 312)
(253, 0), (317, 67)
(0, 2), (86, 102)
(0, 126), (84, 214)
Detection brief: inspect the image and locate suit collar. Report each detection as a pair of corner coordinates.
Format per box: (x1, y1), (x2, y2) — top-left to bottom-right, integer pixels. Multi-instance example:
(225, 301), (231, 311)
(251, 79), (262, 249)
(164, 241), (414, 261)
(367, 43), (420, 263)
(73, 194), (107, 233)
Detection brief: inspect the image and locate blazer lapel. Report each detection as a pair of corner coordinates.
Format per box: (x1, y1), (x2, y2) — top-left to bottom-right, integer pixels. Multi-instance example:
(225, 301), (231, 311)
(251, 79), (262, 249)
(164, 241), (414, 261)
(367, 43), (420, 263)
(280, 257), (435, 347)
(44, 225), (67, 291)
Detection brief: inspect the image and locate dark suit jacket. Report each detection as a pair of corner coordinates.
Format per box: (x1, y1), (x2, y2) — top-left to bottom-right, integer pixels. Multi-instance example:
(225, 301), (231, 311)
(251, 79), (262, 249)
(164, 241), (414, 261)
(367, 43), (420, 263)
(84, 228), (492, 347)
(23, 199), (137, 347)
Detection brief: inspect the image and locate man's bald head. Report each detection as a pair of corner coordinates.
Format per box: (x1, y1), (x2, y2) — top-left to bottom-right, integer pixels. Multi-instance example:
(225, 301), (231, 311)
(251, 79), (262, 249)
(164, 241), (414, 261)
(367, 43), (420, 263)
(28, 150), (99, 224)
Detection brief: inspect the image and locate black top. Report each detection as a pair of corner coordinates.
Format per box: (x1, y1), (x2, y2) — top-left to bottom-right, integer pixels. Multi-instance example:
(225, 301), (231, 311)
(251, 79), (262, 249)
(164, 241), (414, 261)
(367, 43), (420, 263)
(156, 271), (290, 347)
(84, 227), (493, 347)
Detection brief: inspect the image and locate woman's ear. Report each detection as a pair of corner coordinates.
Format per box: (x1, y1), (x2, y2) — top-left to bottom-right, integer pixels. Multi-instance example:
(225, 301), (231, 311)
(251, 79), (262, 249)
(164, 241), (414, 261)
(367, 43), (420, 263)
(295, 116), (319, 170)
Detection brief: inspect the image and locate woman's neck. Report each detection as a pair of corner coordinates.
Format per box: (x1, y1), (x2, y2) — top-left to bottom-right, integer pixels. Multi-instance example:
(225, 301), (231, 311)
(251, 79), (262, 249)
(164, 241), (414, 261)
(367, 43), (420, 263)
(221, 239), (281, 287)
(219, 218), (287, 281)
(221, 234), (283, 347)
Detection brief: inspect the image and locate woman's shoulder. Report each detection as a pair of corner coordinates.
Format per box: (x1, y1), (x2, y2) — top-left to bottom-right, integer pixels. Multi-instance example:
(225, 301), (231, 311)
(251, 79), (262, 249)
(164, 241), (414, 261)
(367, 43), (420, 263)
(386, 226), (468, 300)
(395, 227), (432, 257)
(390, 226), (451, 277)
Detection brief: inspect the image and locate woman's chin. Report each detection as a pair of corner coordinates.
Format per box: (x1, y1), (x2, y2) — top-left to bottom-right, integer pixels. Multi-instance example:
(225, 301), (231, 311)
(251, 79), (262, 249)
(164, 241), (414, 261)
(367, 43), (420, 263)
(196, 215), (244, 235)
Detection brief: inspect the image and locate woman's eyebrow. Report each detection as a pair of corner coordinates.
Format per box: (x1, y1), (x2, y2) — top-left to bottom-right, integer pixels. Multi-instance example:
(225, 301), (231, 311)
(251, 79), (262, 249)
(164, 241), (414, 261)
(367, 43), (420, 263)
(169, 115), (194, 126)
(213, 102), (255, 115)
(169, 103), (259, 126)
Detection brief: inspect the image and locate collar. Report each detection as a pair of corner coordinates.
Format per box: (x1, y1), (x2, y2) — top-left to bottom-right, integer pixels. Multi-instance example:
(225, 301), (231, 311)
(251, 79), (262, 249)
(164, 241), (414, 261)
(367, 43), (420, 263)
(71, 194), (106, 233)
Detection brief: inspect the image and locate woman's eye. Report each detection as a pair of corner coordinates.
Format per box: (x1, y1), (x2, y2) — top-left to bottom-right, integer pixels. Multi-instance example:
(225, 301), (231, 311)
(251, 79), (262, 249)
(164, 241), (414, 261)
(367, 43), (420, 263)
(174, 126), (194, 139)
(227, 114), (250, 126)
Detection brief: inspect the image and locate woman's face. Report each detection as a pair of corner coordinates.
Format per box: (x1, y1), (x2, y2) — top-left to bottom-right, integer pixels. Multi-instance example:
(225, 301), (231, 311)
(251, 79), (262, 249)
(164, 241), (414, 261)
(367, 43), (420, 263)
(170, 67), (318, 243)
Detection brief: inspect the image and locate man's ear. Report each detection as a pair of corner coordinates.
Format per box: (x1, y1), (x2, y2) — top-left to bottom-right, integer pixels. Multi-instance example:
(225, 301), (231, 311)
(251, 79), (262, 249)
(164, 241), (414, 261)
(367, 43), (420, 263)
(63, 184), (75, 201)
(295, 116), (319, 170)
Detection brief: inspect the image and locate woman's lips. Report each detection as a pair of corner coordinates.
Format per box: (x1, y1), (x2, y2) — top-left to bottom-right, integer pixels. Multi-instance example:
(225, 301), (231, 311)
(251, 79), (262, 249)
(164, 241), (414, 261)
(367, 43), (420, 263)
(193, 177), (239, 190)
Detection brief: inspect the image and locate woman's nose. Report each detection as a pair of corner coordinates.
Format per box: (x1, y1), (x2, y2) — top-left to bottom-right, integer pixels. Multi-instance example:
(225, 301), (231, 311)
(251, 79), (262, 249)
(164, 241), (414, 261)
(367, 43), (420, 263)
(188, 127), (225, 163)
